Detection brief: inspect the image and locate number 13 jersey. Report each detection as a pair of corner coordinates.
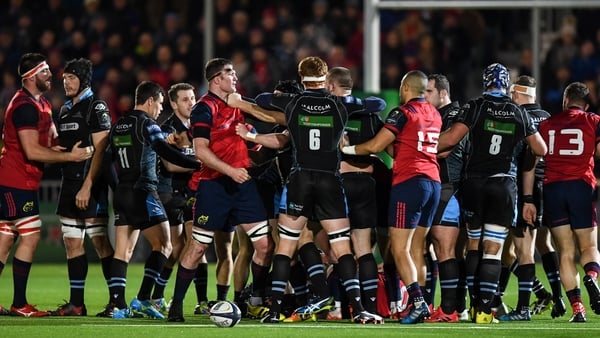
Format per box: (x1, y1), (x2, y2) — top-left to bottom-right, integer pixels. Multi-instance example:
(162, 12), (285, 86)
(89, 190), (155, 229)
(538, 107), (600, 188)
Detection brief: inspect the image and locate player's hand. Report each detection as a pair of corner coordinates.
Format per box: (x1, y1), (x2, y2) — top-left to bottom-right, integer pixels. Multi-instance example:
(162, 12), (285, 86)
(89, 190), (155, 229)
(341, 132), (350, 146)
(235, 123), (249, 139)
(226, 93), (243, 108)
(522, 203), (537, 226)
(69, 141), (94, 162)
(228, 167), (251, 184)
(75, 186), (91, 210)
(175, 131), (191, 148)
(165, 133), (177, 145)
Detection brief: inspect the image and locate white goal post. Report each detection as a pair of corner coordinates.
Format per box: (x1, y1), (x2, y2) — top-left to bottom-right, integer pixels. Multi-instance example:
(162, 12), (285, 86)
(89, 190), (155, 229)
(364, 0), (600, 93)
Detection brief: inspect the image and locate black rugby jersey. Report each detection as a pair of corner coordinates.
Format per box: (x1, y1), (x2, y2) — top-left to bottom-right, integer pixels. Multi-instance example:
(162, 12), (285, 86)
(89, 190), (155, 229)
(110, 110), (199, 191)
(267, 89), (369, 173)
(456, 92), (537, 178)
(438, 101), (464, 183)
(55, 89), (111, 180)
(156, 114), (194, 193)
(342, 110), (384, 166)
(519, 102), (550, 180)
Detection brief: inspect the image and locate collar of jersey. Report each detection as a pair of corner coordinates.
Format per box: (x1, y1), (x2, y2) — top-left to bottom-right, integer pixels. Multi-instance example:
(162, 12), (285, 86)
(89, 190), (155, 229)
(483, 90), (508, 98)
(65, 87), (93, 109)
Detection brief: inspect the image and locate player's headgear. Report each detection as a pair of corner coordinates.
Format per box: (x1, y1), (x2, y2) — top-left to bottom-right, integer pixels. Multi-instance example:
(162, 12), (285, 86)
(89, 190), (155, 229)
(18, 53), (48, 79)
(64, 58), (93, 94)
(483, 63), (510, 90)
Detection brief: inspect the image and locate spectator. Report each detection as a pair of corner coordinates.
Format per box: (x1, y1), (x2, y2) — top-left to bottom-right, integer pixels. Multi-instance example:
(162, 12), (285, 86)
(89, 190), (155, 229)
(155, 12), (183, 47)
(570, 39), (600, 82)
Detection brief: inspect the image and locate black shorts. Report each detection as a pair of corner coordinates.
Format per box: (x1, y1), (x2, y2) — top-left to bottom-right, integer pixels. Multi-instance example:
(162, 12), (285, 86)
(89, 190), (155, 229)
(255, 176), (278, 220)
(56, 179), (109, 219)
(342, 172), (377, 229)
(432, 183), (461, 227)
(113, 187), (167, 230)
(461, 176), (517, 228)
(372, 160), (392, 229)
(159, 190), (187, 226)
(280, 169), (347, 220)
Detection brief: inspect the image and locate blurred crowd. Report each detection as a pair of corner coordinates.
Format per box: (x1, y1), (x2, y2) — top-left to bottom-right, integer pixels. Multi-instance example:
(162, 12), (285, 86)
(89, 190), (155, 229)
(1, 0), (600, 125)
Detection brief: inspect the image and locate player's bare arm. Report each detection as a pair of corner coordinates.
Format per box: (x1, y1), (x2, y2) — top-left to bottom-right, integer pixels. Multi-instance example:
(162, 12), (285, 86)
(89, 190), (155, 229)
(437, 122), (469, 153)
(19, 129), (93, 163)
(235, 123), (289, 149)
(524, 132), (548, 156)
(194, 137), (250, 183)
(342, 127), (395, 156)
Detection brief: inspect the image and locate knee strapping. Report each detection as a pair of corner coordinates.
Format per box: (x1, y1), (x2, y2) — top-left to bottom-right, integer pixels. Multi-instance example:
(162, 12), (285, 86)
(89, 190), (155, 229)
(192, 228), (214, 245)
(328, 227), (351, 243)
(85, 221), (108, 238)
(278, 223), (301, 240)
(245, 221), (269, 242)
(61, 217), (85, 239)
(467, 227), (481, 240)
(482, 224), (508, 260)
(15, 216), (41, 236)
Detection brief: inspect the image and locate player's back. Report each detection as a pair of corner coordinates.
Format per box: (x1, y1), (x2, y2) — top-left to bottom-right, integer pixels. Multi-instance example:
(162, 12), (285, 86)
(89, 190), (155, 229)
(460, 94), (532, 178)
(539, 108), (600, 187)
(280, 90), (348, 172)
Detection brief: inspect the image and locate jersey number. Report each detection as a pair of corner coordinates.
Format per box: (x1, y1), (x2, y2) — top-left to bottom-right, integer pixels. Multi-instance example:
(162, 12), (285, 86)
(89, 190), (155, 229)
(309, 129), (320, 150)
(118, 148), (130, 168)
(489, 134), (502, 155)
(548, 129), (584, 155)
(417, 131), (439, 153)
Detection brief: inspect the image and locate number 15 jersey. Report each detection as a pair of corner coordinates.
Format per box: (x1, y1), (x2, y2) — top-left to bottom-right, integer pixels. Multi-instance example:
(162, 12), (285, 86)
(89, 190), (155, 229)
(538, 107), (600, 188)
(385, 97), (442, 186)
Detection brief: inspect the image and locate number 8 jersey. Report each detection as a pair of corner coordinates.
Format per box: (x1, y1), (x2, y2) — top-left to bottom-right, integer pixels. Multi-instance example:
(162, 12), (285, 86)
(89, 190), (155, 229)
(538, 107), (600, 188)
(456, 92), (536, 178)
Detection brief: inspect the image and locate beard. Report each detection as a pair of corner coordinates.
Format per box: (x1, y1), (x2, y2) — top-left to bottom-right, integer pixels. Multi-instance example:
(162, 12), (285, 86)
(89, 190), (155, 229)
(35, 75), (51, 92)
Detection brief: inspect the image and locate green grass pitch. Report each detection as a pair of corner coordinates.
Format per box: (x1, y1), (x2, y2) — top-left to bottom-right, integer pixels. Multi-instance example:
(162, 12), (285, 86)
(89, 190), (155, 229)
(0, 262), (598, 337)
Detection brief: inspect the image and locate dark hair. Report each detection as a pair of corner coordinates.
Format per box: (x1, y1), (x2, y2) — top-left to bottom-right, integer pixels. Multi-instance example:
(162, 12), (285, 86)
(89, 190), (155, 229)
(404, 70), (428, 95)
(564, 82), (589, 107)
(168, 82), (194, 102)
(427, 74), (451, 97)
(327, 67), (353, 90)
(204, 58), (232, 82)
(18, 53), (46, 77)
(135, 81), (163, 106)
(514, 75), (536, 87)
(274, 80), (304, 94)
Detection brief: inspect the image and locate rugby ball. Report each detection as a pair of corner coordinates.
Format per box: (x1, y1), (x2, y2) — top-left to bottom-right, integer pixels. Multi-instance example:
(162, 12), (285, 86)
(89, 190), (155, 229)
(209, 301), (242, 328)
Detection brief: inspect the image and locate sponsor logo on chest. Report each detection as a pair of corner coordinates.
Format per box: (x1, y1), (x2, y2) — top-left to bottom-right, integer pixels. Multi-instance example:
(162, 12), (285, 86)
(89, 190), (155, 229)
(59, 122), (79, 131)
